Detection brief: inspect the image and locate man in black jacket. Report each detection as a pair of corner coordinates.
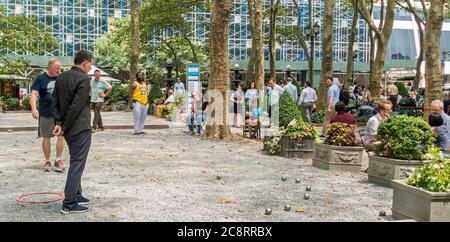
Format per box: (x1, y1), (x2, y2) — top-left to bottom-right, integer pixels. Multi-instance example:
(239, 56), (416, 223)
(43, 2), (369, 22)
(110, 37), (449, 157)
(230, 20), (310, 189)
(52, 50), (93, 214)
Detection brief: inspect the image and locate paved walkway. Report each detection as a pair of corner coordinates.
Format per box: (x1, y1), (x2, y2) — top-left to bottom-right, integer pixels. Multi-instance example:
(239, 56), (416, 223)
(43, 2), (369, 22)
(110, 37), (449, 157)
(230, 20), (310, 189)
(0, 120), (393, 221)
(0, 111), (168, 129)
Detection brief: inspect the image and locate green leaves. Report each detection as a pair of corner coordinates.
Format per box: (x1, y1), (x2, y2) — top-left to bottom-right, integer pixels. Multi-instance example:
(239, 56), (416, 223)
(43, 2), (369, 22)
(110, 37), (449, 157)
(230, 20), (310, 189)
(324, 123), (357, 146)
(282, 119), (318, 141)
(279, 91), (302, 128)
(377, 115), (435, 160)
(0, 10), (57, 55)
(407, 147), (450, 192)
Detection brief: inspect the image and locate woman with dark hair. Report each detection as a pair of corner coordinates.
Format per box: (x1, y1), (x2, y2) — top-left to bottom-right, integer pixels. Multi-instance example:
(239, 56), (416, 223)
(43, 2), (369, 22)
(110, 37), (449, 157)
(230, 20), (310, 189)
(231, 83), (244, 127)
(331, 102), (355, 125)
(245, 81), (258, 111)
(429, 113), (450, 156)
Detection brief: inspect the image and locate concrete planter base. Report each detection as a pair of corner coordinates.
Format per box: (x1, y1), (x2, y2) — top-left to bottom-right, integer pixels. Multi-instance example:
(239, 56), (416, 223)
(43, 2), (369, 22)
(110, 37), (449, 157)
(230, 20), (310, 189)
(392, 180), (450, 222)
(280, 136), (314, 159)
(262, 136), (273, 151)
(368, 155), (430, 188)
(312, 143), (364, 172)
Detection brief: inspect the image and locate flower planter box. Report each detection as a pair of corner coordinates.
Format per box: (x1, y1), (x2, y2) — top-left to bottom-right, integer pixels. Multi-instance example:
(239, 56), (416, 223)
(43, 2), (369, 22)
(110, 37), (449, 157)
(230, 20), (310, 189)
(262, 135), (273, 151)
(148, 104), (156, 115)
(368, 155), (430, 188)
(280, 136), (314, 159)
(391, 180), (450, 222)
(312, 143), (364, 172)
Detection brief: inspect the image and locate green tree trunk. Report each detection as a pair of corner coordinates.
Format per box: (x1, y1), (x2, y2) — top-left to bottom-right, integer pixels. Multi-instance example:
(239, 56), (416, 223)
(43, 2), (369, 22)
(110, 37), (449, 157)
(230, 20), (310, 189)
(345, 0), (359, 88)
(253, 0), (265, 90)
(316, 0), (335, 110)
(130, 0), (140, 85)
(269, 0), (280, 80)
(205, 0), (233, 140)
(424, 0), (445, 118)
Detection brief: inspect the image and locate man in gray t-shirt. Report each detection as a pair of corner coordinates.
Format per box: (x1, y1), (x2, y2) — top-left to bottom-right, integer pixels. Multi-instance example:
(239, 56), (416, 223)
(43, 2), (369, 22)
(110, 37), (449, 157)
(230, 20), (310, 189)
(90, 69), (112, 131)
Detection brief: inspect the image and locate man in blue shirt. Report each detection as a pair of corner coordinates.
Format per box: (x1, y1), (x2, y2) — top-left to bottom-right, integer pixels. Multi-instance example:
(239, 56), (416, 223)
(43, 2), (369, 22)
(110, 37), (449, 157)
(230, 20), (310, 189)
(174, 77), (185, 97)
(282, 78), (298, 103)
(322, 77), (341, 135)
(30, 59), (66, 172)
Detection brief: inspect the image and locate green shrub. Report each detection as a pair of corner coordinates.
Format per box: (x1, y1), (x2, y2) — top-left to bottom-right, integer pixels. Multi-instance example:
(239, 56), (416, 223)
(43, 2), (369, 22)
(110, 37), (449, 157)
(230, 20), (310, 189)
(355, 114), (373, 123)
(406, 147), (450, 192)
(6, 98), (20, 111)
(324, 123), (357, 146)
(279, 91), (302, 128)
(149, 79), (163, 104)
(109, 84), (129, 103)
(395, 82), (410, 97)
(376, 115), (434, 160)
(311, 109), (325, 123)
(22, 96), (31, 110)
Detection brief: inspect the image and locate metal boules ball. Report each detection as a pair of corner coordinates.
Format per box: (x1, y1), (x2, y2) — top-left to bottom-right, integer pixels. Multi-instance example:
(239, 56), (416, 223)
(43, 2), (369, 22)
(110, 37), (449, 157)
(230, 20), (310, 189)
(295, 178), (301, 184)
(281, 176), (287, 181)
(216, 175), (222, 180)
(379, 210), (386, 217)
(265, 208), (272, 215)
(284, 205), (291, 211)
(304, 194), (310, 200)
(305, 186), (311, 192)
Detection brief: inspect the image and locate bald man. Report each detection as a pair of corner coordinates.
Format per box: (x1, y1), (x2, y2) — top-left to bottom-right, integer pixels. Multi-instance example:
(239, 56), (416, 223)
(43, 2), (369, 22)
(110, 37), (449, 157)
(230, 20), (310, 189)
(30, 59), (66, 173)
(431, 100), (450, 130)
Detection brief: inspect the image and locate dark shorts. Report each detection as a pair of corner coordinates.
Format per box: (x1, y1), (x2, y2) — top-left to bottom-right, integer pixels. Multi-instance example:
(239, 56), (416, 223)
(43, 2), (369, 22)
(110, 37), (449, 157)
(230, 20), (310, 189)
(38, 117), (55, 138)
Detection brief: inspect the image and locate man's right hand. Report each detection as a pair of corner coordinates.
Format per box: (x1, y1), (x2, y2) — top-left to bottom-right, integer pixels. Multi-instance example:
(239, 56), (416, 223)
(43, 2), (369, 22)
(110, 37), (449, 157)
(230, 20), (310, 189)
(52, 125), (64, 137)
(32, 109), (39, 119)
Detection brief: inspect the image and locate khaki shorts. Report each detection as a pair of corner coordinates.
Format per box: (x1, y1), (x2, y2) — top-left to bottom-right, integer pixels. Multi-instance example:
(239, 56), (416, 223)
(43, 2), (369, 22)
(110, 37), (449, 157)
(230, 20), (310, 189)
(38, 117), (55, 138)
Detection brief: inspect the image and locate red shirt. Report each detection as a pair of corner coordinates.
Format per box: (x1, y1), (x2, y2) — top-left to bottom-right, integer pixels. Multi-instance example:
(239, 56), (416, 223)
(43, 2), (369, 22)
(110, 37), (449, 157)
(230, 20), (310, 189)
(331, 112), (356, 125)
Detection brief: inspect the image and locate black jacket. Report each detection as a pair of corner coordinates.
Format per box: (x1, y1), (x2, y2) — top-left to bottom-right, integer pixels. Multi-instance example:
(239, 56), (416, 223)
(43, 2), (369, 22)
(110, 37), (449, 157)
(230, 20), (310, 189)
(53, 66), (91, 137)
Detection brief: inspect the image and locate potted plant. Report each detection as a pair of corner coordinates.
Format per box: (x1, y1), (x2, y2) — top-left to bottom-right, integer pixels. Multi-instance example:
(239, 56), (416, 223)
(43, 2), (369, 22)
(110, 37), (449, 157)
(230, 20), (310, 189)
(368, 115), (435, 187)
(313, 123), (364, 172)
(391, 148), (450, 221)
(279, 119), (318, 159)
(263, 126), (282, 154)
(0, 96), (6, 112)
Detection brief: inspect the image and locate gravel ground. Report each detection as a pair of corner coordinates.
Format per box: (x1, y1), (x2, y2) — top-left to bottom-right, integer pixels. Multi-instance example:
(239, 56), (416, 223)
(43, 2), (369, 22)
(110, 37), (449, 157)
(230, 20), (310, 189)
(0, 126), (394, 222)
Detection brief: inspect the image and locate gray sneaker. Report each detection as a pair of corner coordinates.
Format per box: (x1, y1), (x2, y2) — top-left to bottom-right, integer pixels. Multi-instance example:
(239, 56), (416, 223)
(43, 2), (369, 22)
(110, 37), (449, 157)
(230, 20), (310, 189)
(53, 160), (65, 173)
(60, 204), (88, 214)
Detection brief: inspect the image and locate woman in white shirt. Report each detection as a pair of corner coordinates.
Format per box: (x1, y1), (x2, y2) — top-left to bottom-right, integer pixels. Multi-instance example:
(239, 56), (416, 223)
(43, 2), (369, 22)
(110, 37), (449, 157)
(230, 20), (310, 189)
(245, 82), (259, 112)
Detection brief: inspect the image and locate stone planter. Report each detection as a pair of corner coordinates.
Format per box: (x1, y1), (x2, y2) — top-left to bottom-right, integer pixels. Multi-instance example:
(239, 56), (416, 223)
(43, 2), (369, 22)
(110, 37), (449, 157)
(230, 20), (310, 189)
(262, 135), (273, 151)
(392, 180), (450, 222)
(312, 143), (364, 172)
(280, 136), (314, 159)
(368, 155), (430, 188)
(148, 104), (156, 115)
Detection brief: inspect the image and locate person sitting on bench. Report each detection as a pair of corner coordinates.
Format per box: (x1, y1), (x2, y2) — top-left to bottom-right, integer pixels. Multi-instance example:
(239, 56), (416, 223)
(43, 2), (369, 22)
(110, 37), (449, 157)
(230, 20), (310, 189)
(186, 92), (208, 135)
(244, 100), (262, 138)
(362, 100), (392, 151)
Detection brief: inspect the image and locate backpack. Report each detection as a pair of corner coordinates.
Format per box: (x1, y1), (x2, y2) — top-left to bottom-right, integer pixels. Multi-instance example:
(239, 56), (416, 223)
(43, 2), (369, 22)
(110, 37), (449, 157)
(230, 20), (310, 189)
(399, 96), (416, 107)
(340, 89), (350, 105)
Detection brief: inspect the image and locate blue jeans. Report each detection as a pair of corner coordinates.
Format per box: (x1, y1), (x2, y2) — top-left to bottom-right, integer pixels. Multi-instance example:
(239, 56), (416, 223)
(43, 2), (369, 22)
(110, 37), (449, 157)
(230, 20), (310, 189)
(187, 114), (207, 133)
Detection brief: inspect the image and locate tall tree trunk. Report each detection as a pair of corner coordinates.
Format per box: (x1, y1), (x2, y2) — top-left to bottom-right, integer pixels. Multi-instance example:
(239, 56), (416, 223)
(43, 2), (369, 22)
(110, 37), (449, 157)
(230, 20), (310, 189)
(130, 0), (140, 85)
(269, 0), (280, 80)
(413, 20), (425, 91)
(253, 0), (265, 90)
(206, 0), (233, 140)
(358, 0), (395, 99)
(316, 0), (335, 110)
(424, 0), (445, 118)
(247, 0), (256, 83)
(345, 0), (358, 88)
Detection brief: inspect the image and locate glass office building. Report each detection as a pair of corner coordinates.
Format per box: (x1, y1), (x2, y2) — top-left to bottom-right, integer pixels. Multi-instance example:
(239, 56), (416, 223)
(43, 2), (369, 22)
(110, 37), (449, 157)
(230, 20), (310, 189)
(1, 0), (130, 56)
(1, 0), (449, 68)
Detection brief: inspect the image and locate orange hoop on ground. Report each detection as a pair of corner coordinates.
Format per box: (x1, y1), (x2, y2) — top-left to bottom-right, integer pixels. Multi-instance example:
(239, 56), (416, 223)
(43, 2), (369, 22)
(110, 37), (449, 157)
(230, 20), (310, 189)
(16, 192), (64, 204)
